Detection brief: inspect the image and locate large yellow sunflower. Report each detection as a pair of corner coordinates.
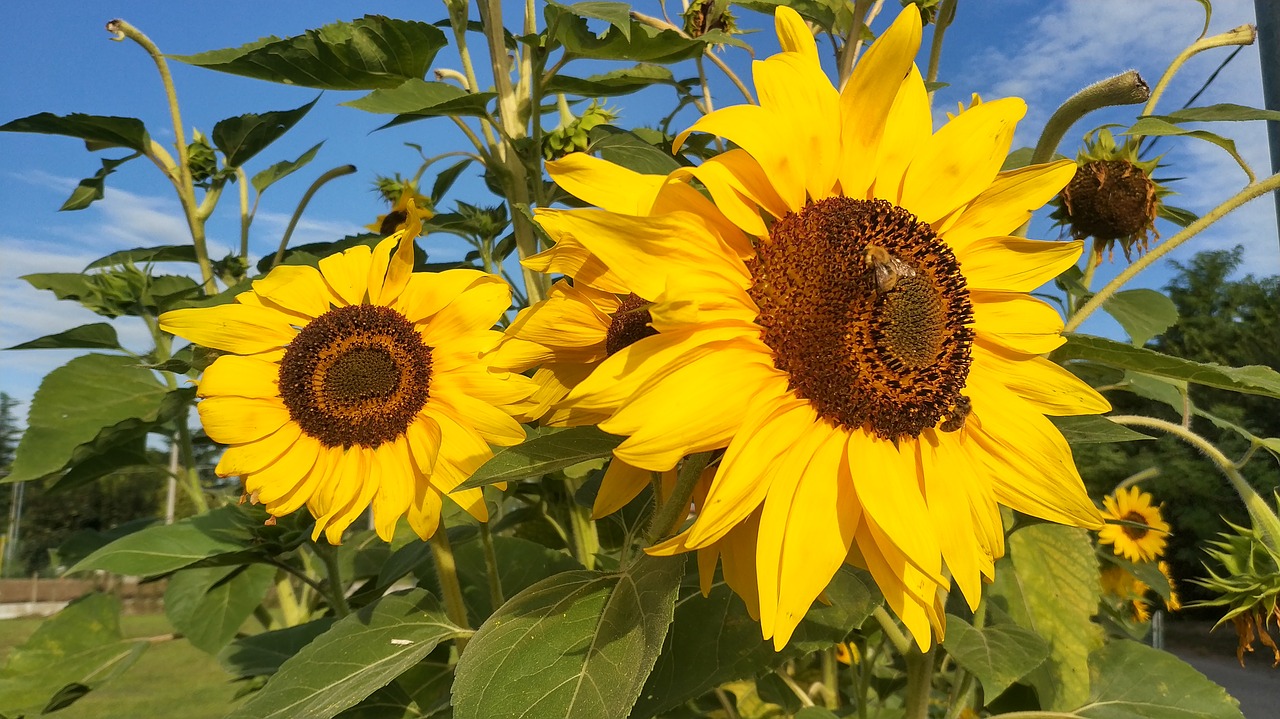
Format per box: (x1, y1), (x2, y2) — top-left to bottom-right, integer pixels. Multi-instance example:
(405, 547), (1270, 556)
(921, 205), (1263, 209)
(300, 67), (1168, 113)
(159, 220), (536, 544)
(1098, 485), (1170, 562)
(534, 6), (1108, 649)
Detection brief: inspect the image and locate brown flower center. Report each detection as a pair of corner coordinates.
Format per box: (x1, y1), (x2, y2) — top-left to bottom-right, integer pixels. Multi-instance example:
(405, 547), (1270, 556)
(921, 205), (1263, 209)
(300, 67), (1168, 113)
(278, 304), (432, 448)
(606, 293), (658, 356)
(747, 197), (974, 441)
(1122, 511), (1151, 540)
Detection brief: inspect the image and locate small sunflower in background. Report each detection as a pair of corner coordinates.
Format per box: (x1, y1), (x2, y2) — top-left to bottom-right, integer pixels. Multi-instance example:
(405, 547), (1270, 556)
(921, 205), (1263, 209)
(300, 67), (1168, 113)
(1099, 561), (1180, 625)
(1098, 485), (1171, 562)
(160, 208), (536, 544)
(368, 176), (435, 236)
(535, 5), (1109, 649)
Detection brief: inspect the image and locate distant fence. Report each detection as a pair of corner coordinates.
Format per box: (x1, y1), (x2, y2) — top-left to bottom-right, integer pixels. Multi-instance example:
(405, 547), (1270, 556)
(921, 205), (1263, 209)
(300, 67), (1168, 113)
(0, 576), (166, 618)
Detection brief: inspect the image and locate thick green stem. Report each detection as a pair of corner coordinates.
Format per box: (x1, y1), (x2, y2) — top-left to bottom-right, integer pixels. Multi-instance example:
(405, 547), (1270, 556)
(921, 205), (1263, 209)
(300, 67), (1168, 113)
(479, 523), (505, 608)
(316, 542), (351, 618)
(236, 167), (251, 258)
(272, 165), (357, 268)
(1066, 172), (1280, 332)
(821, 646), (841, 708)
(430, 527), (472, 653)
(871, 605), (912, 656)
(903, 645), (936, 719)
(646, 453), (713, 543)
(1110, 415), (1280, 554)
(564, 476), (600, 570)
(175, 420), (208, 514)
(1030, 70), (1151, 167)
(923, 0), (957, 102)
(1143, 25), (1257, 117)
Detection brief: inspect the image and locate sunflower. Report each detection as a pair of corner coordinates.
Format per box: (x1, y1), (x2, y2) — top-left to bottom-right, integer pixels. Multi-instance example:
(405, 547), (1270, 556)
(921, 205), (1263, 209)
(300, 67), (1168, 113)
(159, 213), (536, 544)
(367, 180), (435, 236)
(1098, 486), (1170, 562)
(535, 6), (1108, 649)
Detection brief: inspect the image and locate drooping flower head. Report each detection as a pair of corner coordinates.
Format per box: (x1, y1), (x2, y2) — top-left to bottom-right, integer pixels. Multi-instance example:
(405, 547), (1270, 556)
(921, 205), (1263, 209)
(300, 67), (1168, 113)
(1098, 485), (1171, 562)
(532, 7), (1108, 649)
(160, 210), (535, 544)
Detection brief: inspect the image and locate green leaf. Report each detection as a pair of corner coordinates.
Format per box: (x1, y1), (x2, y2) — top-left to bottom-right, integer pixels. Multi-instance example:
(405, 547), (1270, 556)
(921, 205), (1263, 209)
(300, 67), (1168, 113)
(1158, 103), (1280, 123)
(213, 96), (319, 168)
(165, 564), (276, 654)
(0, 112), (150, 152)
(1056, 334), (1280, 399)
(6, 322), (121, 351)
(588, 125), (682, 175)
(453, 554), (685, 719)
(459, 425), (624, 489)
(173, 16), (448, 90)
(545, 3), (745, 62)
(60, 155), (137, 211)
(990, 524), (1102, 711)
(430, 158), (472, 203)
(85, 244), (200, 270)
(941, 613), (1051, 698)
(8, 353), (169, 483)
(226, 589), (465, 719)
(1126, 118), (1249, 177)
(1103, 289), (1179, 346)
(343, 80), (497, 126)
(70, 505), (260, 576)
(1049, 415), (1153, 444)
(634, 566), (879, 718)
(454, 535), (584, 622)
(1074, 640), (1245, 718)
(795, 709), (840, 719)
(0, 593), (148, 716)
(219, 618), (338, 678)
(546, 64), (676, 98)
(252, 141), (324, 193)
(547, 1), (634, 40)
(734, 0), (839, 31)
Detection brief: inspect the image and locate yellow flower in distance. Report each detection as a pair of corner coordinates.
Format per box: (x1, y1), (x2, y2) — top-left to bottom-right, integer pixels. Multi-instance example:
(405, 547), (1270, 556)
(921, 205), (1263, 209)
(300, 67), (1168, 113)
(367, 182), (434, 236)
(160, 220), (536, 544)
(1099, 486), (1170, 562)
(538, 6), (1108, 650)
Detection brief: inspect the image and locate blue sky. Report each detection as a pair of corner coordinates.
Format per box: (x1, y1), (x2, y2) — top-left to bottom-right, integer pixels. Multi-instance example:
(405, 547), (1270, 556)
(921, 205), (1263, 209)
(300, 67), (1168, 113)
(1, 0), (1277, 415)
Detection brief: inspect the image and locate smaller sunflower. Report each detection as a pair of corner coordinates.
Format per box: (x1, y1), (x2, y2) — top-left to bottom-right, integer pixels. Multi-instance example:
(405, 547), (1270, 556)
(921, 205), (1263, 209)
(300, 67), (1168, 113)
(1098, 486), (1170, 562)
(368, 178), (434, 236)
(160, 211), (535, 544)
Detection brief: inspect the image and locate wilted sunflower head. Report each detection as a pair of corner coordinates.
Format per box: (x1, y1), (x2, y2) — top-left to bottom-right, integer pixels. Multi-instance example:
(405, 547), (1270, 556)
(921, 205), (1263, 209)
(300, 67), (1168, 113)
(1098, 485), (1171, 562)
(1190, 514), (1280, 667)
(1052, 128), (1168, 260)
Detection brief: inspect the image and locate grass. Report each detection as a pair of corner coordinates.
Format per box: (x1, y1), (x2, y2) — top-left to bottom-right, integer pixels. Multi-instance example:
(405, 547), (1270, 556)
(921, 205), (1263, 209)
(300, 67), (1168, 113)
(0, 612), (243, 719)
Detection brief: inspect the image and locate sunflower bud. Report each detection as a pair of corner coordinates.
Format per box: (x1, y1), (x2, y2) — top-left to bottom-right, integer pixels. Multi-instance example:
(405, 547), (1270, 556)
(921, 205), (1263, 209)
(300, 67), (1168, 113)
(187, 129), (218, 186)
(542, 101), (618, 161)
(1190, 515), (1280, 667)
(682, 0), (737, 38)
(1052, 128), (1165, 261)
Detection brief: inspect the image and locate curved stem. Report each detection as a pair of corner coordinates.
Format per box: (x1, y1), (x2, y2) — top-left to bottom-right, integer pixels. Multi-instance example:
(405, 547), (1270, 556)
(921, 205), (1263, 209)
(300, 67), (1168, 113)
(430, 527), (472, 653)
(1066, 172), (1280, 331)
(629, 11), (756, 104)
(444, 2), (500, 151)
(923, 0), (957, 103)
(1142, 25), (1257, 117)
(271, 165), (357, 268)
(871, 604), (912, 656)
(479, 523), (505, 608)
(1030, 71), (1151, 167)
(772, 668), (816, 708)
(1110, 415), (1280, 554)
(266, 556), (328, 597)
(316, 542), (351, 618)
(837, 0), (885, 89)
(645, 452), (713, 544)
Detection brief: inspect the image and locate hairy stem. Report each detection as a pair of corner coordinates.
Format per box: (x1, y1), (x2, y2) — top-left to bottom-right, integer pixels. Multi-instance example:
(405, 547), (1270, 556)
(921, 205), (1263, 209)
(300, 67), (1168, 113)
(903, 645), (936, 719)
(646, 452), (713, 543)
(1030, 70), (1151, 167)
(430, 527), (473, 653)
(271, 165), (357, 268)
(316, 542), (351, 618)
(1143, 25), (1257, 117)
(871, 605), (912, 656)
(924, 0), (957, 102)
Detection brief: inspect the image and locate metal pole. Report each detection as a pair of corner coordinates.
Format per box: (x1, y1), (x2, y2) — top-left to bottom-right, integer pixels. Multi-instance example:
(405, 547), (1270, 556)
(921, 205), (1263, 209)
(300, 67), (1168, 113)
(4, 482), (23, 576)
(1256, 0), (1280, 244)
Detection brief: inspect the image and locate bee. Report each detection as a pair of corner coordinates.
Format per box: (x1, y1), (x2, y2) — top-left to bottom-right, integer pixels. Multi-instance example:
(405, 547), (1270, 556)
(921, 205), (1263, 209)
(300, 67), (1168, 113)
(940, 395), (971, 433)
(865, 244), (917, 293)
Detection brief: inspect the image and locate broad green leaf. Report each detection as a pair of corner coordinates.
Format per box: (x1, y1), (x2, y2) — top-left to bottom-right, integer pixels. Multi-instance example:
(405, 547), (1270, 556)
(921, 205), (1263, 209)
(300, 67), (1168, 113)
(459, 425), (624, 489)
(734, 0), (840, 30)
(50, 518), (157, 569)
(226, 590), (464, 719)
(219, 618), (338, 678)
(0, 593), (148, 716)
(0, 112), (150, 153)
(588, 126), (682, 175)
(6, 322), (121, 351)
(173, 16), (448, 90)
(47, 438), (155, 493)
(634, 566), (879, 718)
(431, 158), (472, 203)
(213, 96), (319, 167)
(335, 683), (418, 719)
(1002, 146), (1036, 171)
(1057, 334), (1280, 399)
(453, 535), (584, 622)
(60, 155), (136, 211)
(1103, 289), (1178, 346)
(165, 564), (276, 654)
(343, 80), (497, 126)
(545, 3), (745, 62)
(1074, 640), (1245, 719)
(252, 141), (324, 193)
(85, 244), (200, 269)
(453, 555), (685, 719)
(941, 613), (1051, 698)
(8, 353), (169, 483)
(990, 524), (1102, 711)
(547, 0), (634, 40)
(1159, 103), (1280, 123)
(70, 505), (260, 576)
(546, 64), (676, 98)
(1126, 117), (1249, 178)
(1049, 415), (1153, 444)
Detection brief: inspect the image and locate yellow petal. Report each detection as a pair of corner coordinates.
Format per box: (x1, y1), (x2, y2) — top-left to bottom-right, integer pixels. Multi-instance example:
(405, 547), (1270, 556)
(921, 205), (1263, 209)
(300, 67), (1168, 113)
(315, 447), (379, 544)
(970, 289), (1067, 355)
(216, 421), (302, 476)
(416, 275), (511, 346)
(198, 354), (279, 399)
(406, 469), (444, 540)
(251, 264), (336, 318)
(317, 243), (373, 306)
(838, 7), (922, 198)
(675, 105), (806, 211)
(593, 458), (657, 519)
(495, 281), (611, 352)
(366, 234), (402, 306)
(546, 153), (666, 213)
(431, 387), (527, 447)
(920, 431), (986, 611)
(720, 511), (763, 620)
(198, 396), (290, 445)
(434, 364), (539, 408)
(972, 344), (1112, 416)
(160, 304), (296, 355)
(522, 239), (630, 295)
(753, 51), (841, 199)
(371, 437), (414, 541)
(872, 66), (930, 204)
(264, 441), (337, 516)
(406, 414), (443, 476)
(672, 149), (788, 236)
(427, 404), (495, 491)
(900, 98), (1026, 224)
(774, 6), (818, 59)
(848, 432), (945, 586)
(957, 237), (1083, 292)
(855, 520), (938, 648)
(245, 430), (321, 504)
(393, 269), (492, 323)
(941, 160), (1077, 250)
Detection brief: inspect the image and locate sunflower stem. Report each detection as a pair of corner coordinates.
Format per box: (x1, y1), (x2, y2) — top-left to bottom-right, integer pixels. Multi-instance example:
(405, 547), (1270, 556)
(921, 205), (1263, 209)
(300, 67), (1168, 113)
(562, 476), (600, 570)
(271, 165), (357, 269)
(1029, 70), (1151, 169)
(316, 542), (351, 618)
(646, 452), (713, 544)
(630, 11), (755, 104)
(479, 522), (505, 608)
(1142, 25), (1257, 118)
(1065, 172), (1280, 332)
(923, 0), (957, 103)
(772, 668), (816, 708)
(871, 605), (912, 657)
(820, 645), (841, 707)
(1109, 415), (1280, 555)
(430, 527), (473, 653)
(903, 644), (936, 719)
